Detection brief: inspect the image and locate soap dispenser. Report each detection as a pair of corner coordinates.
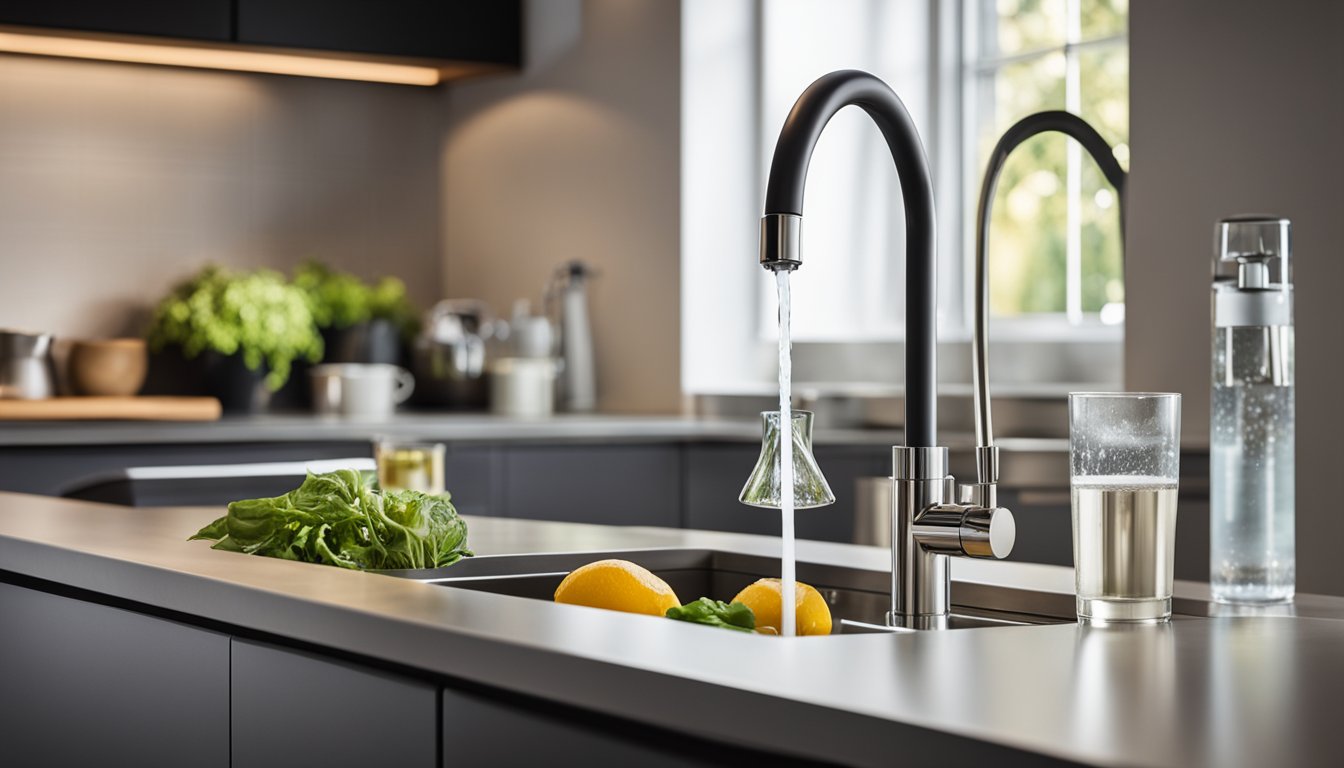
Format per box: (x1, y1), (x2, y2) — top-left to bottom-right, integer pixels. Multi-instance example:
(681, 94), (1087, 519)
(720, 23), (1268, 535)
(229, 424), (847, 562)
(1210, 215), (1294, 604)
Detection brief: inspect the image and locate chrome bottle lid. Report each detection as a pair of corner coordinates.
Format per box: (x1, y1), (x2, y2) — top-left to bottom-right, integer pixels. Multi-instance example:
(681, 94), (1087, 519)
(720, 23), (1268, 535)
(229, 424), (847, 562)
(1213, 216), (1293, 328)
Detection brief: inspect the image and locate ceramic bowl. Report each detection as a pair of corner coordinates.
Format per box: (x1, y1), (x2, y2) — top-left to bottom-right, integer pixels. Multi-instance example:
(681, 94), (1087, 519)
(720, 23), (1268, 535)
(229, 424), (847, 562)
(68, 338), (148, 397)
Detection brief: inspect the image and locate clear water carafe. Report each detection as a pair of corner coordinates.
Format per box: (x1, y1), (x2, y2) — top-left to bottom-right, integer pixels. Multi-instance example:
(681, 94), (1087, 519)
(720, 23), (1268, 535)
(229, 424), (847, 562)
(1210, 216), (1295, 603)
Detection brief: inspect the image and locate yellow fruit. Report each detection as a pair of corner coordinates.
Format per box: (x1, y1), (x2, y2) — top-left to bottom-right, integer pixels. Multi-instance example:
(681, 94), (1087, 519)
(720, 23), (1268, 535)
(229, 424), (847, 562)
(732, 578), (832, 636)
(553, 559), (680, 617)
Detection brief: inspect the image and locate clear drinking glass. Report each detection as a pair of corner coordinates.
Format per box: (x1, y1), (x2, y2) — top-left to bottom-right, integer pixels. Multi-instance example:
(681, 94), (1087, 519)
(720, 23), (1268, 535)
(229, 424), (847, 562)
(1069, 393), (1181, 623)
(375, 441), (446, 495)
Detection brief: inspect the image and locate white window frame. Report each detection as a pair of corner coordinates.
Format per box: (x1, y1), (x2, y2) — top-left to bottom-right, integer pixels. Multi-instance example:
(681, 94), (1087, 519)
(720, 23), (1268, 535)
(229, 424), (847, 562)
(961, 0), (1127, 339)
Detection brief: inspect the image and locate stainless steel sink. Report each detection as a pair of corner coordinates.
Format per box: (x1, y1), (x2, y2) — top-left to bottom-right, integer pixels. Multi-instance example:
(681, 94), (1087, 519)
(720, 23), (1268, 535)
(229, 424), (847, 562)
(380, 549), (1077, 633)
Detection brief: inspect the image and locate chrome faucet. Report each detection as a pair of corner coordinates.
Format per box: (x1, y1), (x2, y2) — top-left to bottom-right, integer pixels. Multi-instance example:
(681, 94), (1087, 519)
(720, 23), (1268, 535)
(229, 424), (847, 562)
(759, 70), (1014, 630)
(969, 111), (1127, 508)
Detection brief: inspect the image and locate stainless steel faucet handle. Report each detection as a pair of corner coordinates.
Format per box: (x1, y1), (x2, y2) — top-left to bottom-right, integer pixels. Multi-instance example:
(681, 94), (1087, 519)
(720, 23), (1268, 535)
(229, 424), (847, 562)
(958, 505), (1015, 559)
(911, 503), (1015, 559)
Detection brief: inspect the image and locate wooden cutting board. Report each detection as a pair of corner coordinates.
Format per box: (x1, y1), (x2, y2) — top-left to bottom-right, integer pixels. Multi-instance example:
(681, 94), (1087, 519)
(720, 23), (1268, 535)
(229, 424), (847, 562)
(0, 396), (222, 421)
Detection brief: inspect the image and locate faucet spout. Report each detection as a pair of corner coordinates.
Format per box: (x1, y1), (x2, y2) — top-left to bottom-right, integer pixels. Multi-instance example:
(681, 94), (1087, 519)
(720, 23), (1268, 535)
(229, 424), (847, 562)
(966, 111), (1128, 507)
(758, 69), (937, 447)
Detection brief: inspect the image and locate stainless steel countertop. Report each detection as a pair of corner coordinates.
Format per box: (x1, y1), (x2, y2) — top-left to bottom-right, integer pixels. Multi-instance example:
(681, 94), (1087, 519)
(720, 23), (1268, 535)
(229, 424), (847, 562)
(0, 492), (1338, 766)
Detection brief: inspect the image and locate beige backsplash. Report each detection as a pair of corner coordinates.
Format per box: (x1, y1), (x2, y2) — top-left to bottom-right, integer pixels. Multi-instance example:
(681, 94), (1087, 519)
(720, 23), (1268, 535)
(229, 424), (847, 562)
(0, 52), (443, 340)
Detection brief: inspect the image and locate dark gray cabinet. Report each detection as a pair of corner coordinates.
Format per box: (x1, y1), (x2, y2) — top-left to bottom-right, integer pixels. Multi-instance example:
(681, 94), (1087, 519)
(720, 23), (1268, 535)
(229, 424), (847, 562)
(442, 444), (501, 518)
(0, 0), (232, 41)
(236, 0), (521, 66)
(0, 582), (230, 767)
(231, 640), (438, 768)
(441, 687), (783, 767)
(502, 444), (682, 527)
(0, 1), (521, 73)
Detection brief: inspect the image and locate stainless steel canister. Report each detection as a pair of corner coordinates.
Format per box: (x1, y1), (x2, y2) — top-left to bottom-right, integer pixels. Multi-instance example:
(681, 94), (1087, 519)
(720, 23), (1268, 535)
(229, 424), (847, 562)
(0, 330), (58, 399)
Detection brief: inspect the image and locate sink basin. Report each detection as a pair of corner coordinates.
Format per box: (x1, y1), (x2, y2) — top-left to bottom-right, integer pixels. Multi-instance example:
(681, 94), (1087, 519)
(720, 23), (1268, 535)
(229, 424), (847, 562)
(380, 549), (1077, 633)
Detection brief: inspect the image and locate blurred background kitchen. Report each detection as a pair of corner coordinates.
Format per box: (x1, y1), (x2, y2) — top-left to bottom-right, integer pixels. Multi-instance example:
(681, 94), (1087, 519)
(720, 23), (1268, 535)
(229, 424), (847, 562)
(1, 1), (1340, 594)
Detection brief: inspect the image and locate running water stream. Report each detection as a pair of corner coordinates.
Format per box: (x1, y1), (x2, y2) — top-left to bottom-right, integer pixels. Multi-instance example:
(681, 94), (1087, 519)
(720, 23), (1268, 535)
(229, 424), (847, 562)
(776, 271), (796, 638)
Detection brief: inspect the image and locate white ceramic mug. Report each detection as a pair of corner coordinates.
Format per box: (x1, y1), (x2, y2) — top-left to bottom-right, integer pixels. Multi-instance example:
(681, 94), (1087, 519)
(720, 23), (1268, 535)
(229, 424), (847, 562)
(310, 364), (414, 419)
(489, 357), (556, 418)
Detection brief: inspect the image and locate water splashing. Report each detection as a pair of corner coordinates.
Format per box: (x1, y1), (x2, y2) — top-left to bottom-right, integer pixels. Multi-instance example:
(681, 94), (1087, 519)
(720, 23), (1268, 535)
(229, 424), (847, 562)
(777, 270), (796, 638)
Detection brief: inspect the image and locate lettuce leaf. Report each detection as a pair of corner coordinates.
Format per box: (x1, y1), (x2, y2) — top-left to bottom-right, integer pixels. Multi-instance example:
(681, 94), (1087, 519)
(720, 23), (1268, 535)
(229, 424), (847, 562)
(189, 469), (472, 570)
(665, 598), (756, 632)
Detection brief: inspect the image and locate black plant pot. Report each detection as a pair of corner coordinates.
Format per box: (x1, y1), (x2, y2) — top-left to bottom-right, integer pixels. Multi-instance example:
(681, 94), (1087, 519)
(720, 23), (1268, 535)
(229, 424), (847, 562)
(323, 319), (402, 365)
(142, 345), (272, 413)
(202, 351), (273, 414)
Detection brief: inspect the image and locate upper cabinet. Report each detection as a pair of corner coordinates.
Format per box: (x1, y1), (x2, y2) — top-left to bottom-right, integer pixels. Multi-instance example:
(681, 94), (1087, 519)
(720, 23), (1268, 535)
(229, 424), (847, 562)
(0, 0), (522, 85)
(236, 0), (521, 68)
(0, 0), (232, 41)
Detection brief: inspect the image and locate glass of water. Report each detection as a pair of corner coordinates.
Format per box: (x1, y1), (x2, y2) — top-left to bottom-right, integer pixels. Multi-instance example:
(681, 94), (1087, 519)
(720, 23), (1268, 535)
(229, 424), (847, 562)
(1069, 393), (1181, 623)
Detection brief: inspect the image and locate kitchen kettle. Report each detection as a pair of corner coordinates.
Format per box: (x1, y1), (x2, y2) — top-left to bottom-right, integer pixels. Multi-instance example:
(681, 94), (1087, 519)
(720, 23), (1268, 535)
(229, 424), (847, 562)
(410, 300), (495, 409)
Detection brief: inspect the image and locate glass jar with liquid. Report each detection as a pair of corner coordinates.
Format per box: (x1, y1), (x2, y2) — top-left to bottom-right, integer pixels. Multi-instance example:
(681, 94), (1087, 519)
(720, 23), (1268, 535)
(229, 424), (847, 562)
(375, 441), (446, 495)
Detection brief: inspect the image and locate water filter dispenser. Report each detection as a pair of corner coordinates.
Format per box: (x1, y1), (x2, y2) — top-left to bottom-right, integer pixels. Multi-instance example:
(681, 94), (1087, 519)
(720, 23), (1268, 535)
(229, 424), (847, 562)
(1210, 216), (1295, 603)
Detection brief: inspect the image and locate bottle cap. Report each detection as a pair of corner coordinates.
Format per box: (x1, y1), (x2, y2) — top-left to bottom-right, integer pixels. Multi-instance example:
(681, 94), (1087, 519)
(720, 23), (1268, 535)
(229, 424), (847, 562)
(1215, 216), (1291, 290)
(1213, 216), (1293, 328)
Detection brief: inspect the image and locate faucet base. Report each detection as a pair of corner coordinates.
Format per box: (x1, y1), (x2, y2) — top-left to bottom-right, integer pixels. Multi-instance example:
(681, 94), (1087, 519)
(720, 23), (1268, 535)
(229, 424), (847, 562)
(891, 447), (953, 620)
(885, 611), (950, 631)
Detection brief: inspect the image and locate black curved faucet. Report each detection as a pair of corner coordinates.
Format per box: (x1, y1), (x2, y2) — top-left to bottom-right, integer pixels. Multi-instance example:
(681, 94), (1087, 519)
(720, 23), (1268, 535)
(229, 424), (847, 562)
(758, 70), (1014, 630)
(758, 69), (937, 447)
(965, 110), (1128, 508)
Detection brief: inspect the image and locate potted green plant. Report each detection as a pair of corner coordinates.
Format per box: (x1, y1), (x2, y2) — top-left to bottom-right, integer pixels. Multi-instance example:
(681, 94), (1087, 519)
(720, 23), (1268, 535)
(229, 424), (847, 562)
(293, 261), (420, 366)
(146, 266), (323, 412)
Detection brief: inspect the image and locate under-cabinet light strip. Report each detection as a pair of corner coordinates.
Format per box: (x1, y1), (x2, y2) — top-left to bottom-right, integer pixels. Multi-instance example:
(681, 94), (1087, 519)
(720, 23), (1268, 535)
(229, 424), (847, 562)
(0, 31), (443, 86)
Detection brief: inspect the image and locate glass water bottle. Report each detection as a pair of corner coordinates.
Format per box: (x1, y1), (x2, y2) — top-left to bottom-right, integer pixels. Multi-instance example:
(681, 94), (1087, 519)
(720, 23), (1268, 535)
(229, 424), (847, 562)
(1210, 216), (1295, 603)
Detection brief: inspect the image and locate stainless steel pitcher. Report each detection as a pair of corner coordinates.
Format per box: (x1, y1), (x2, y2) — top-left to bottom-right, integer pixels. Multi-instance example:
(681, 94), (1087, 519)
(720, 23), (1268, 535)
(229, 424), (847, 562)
(0, 330), (58, 399)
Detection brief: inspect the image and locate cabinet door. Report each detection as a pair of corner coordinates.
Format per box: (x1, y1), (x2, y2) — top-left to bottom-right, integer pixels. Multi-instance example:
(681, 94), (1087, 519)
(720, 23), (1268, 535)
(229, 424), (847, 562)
(442, 444), (501, 518)
(236, 0), (522, 65)
(0, 1), (231, 41)
(684, 444), (886, 543)
(231, 639), (437, 768)
(502, 445), (681, 527)
(442, 687), (774, 767)
(0, 582), (229, 767)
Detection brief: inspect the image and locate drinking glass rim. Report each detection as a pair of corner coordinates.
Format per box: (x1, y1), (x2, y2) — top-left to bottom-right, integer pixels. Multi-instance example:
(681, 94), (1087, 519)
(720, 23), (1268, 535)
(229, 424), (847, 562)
(376, 440), (446, 452)
(1068, 391), (1181, 400)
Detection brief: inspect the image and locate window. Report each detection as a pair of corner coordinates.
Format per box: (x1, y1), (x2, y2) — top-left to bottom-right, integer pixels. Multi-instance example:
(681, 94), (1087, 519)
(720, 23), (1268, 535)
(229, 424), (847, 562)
(967, 0), (1128, 326)
(680, 0), (1129, 394)
(756, 0), (941, 342)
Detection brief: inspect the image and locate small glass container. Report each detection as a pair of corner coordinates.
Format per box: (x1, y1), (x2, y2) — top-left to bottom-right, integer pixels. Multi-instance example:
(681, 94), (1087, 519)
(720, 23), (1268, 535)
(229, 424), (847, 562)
(739, 410), (835, 509)
(375, 441), (446, 495)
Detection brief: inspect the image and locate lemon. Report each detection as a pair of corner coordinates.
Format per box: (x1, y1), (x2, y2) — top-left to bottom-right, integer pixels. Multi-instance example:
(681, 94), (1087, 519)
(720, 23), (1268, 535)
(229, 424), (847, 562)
(732, 578), (832, 636)
(553, 559), (680, 617)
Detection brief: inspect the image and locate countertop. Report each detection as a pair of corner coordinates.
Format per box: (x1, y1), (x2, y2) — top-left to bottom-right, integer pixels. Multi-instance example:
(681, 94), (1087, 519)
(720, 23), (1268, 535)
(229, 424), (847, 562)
(1, 491), (1339, 766)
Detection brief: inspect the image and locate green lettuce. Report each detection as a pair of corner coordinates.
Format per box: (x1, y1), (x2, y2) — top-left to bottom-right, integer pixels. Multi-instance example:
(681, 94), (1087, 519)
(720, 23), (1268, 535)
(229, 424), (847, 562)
(189, 469), (472, 570)
(666, 598), (756, 632)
